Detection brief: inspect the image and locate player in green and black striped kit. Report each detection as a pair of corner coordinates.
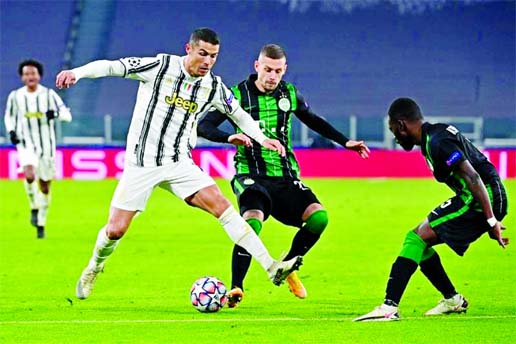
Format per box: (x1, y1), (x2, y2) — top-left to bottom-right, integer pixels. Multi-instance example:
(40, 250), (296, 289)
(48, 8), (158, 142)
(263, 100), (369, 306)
(355, 98), (508, 321)
(198, 44), (370, 306)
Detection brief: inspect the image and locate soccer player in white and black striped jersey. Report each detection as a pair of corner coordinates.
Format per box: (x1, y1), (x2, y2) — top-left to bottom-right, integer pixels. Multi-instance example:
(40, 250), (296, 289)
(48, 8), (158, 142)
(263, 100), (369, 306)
(56, 28), (303, 300)
(4, 59), (72, 238)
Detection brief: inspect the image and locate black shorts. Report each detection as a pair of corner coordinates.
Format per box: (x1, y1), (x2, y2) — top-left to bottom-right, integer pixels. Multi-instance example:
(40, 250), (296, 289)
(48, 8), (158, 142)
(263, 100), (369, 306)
(428, 180), (508, 256)
(231, 175), (320, 228)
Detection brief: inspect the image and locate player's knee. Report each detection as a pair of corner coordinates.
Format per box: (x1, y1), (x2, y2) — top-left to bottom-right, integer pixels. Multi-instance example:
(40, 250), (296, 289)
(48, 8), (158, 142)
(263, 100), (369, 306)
(421, 247), (436, 262)
(215, 197), (232, 216)
(399, 230), (427, 264)
(304, 209), (328, 235)
(106, 219), (130, 239)
(25, 174), (35, 184)
(39, 183), (50, 194)
(246, 217), (263, 235)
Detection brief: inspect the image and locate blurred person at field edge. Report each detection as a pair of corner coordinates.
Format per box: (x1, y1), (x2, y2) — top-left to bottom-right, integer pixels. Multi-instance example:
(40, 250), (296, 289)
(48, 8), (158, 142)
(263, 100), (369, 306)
(4, 59), (72, 239)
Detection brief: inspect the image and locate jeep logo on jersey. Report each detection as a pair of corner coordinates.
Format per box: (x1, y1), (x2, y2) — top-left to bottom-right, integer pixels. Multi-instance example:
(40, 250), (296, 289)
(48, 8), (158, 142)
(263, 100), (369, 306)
(24, 112), (44, 118)
(165, 92), (198, 113)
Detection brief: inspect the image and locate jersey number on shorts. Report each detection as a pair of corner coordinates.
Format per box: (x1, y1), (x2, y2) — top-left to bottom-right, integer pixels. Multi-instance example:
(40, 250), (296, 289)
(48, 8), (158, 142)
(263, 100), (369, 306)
(294, 181), (309, 190)
(440, 199), (452, 209)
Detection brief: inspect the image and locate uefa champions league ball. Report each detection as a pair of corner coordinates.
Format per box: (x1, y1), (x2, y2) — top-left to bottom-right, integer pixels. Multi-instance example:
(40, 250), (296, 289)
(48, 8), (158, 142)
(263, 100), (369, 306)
(190, 276), (228, 313)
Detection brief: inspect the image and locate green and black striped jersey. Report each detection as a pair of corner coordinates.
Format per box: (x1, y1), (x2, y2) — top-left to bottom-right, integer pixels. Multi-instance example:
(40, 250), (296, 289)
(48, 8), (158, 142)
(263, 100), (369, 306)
(421, 122), (500, 197)
(230, 75), (301, 178)
(198, 74), (350, 179)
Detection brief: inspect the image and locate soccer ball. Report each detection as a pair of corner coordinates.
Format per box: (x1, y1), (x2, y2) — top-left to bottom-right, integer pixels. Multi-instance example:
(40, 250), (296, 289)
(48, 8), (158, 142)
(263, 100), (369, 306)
(190, 276), (228, 313)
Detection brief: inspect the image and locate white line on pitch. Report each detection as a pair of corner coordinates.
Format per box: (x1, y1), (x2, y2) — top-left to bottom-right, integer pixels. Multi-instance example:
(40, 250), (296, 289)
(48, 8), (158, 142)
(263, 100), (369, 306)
(1, 315), (516, 325)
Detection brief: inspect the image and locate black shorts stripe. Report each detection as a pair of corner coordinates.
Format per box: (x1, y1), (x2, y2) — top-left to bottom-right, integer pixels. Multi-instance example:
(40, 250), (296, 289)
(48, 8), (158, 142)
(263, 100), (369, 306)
(128, 60), (160, 74)
(155, 71), (186, 165)
(136, 55), (169, 166)
(172, 80), (202, 162)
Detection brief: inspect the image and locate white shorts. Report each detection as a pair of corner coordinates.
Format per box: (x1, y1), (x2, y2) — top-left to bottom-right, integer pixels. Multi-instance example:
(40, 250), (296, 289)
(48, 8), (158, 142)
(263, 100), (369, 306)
(17, 146), (39, 168)
(111, 159), (216, 211)
(17, 146), (56, 181)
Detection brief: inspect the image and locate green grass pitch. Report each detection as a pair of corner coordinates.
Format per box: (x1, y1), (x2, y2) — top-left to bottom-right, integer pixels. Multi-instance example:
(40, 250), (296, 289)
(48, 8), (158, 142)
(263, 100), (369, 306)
(0, 178), (515, 343)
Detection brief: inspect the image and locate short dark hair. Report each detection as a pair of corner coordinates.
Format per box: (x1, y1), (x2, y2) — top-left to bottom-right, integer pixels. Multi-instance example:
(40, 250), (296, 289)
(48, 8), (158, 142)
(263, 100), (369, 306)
(259, 44), (287, 60)
(190, 27), (220, 46)
(388, 98), (423, 121)
(18, 59), (44, 76)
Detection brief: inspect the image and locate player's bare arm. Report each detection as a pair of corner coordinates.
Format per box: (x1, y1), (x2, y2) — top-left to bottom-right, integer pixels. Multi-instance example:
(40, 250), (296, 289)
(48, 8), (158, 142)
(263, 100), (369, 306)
(228, 133), (252, 147)
(226, 106), (286, 157)
(295, 105), (370, 159)
(56, 70), (77, 89)
(345, 140), (370, 159)
(456, 160), (508, 248)
(261, 138), (286, 157)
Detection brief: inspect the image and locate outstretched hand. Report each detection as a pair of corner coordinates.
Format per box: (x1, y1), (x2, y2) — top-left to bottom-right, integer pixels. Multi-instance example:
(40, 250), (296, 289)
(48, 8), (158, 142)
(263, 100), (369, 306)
(56, 70), (77, 89)
(262, 139), (286, 157)
(228, 133), (252, 147)
(345, 140), (370, 159)
(489, 222), (509, 248)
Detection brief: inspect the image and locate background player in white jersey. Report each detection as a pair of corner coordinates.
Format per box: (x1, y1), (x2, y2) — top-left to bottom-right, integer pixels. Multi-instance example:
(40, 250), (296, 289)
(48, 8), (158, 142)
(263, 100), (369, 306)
(4, 59), (72, 238)
(56, 28), (302, 300)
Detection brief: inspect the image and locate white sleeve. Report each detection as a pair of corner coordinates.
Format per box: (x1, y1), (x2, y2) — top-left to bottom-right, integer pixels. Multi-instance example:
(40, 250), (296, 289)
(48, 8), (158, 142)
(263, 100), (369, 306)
(49, 89), (72, 123)
(211, 81), (238, 115)
(211, 81), (268, 144)
(226, 107), (268, 145)
(71, 60), (126, 81)
(4, 91), (18, 133)
(118, 55), (163, 82)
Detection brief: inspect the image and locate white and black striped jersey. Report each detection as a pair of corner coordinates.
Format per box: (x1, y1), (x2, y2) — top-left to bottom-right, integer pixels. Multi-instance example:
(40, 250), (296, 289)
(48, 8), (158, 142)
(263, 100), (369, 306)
(120, 54), (262, 167)
(4, 85), (72, 158)
(72, 54), (265, 167)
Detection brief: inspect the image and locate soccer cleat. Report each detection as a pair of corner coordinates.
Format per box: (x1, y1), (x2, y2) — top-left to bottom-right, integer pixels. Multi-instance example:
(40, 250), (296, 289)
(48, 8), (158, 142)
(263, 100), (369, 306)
(424, 294), (469, 316)
(36, 226), (45, 239)
(286, 271), (307, 299)
(353, 304), (400, 322)
(267, 256), (303, 286)
(30, 209), (38, 227)
(76, 265), (103, 299)
(227, 287), (244, 308)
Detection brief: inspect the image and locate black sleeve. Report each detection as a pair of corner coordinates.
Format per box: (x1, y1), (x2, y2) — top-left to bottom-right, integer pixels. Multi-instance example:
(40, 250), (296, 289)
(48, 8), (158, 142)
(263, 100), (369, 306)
(294, 90), (349, 147)
(197, 109), (233, 143)
(433, 137), (466, 170)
